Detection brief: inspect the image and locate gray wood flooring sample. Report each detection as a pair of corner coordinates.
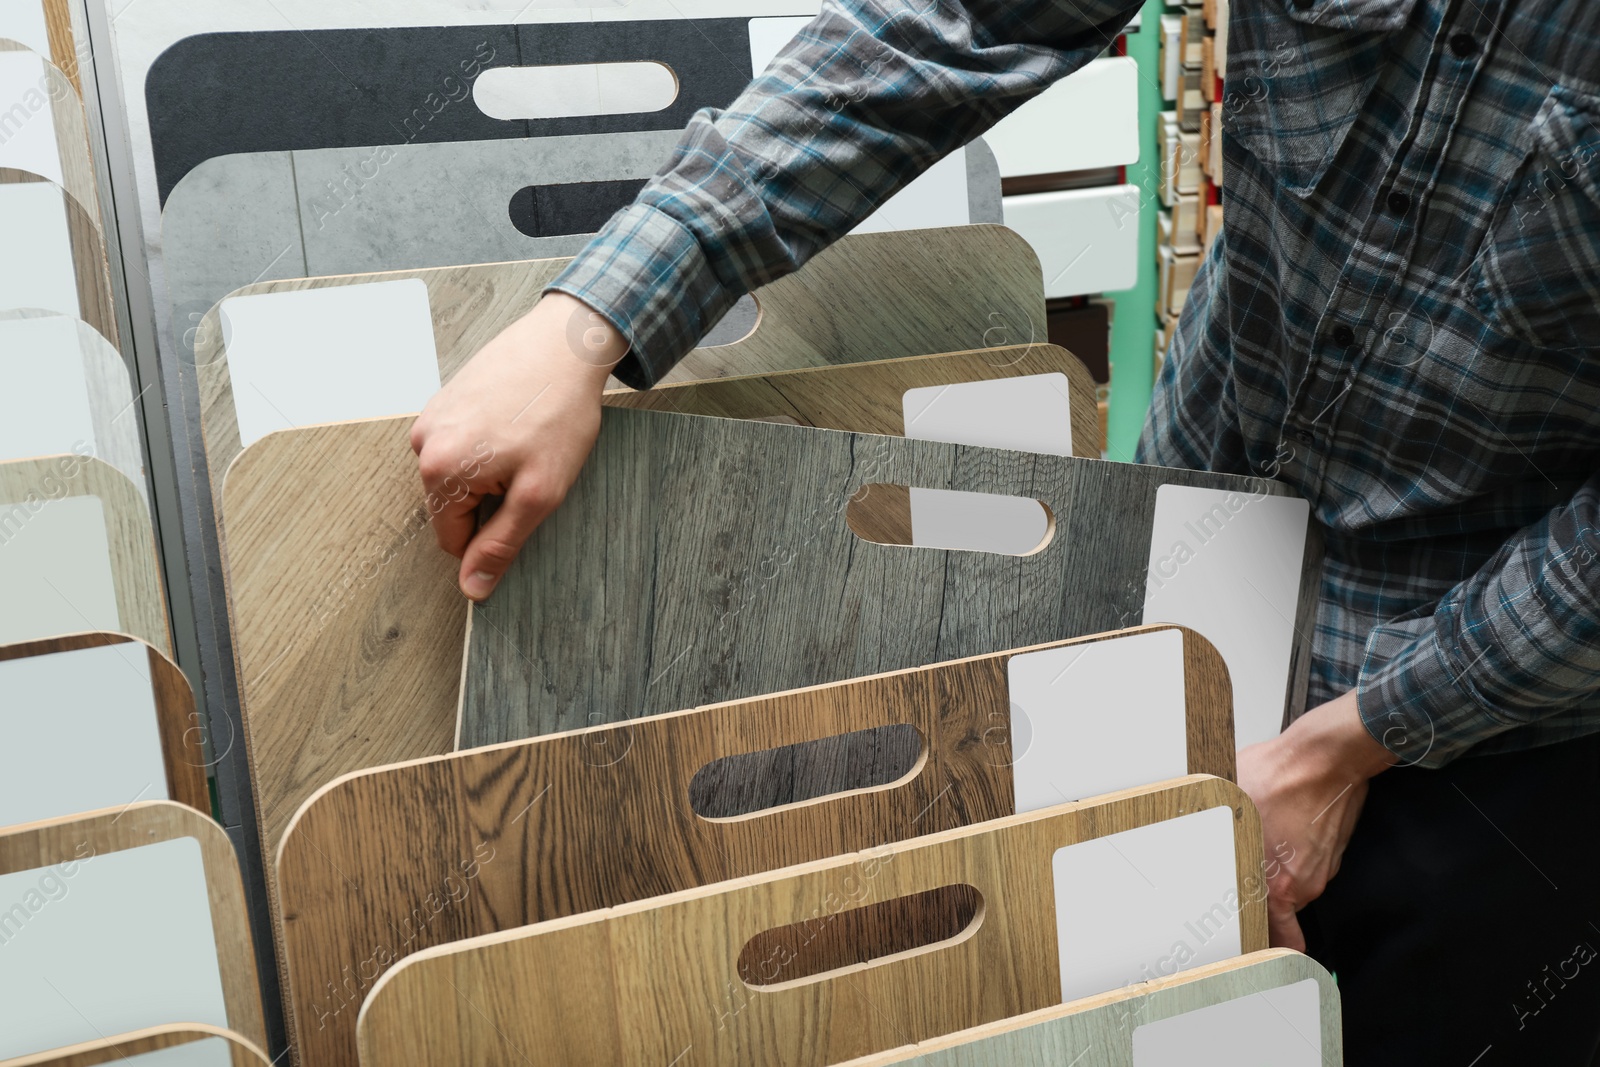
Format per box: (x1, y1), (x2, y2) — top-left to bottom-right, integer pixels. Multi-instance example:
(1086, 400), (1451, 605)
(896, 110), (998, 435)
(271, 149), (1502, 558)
(461, 408), (1316, 748)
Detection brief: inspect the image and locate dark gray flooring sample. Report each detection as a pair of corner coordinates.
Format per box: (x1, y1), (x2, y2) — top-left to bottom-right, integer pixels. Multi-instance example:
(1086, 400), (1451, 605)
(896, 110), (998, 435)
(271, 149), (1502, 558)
(146, 18), (764, 202)
(461, 407), (1317, 748)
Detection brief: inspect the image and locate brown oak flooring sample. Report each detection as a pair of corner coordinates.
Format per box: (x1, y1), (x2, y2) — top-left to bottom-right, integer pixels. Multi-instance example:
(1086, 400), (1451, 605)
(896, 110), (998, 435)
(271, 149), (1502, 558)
(460, 407), (1314, 748)
(1, 1025), (272, 1067)
(0, 802), (266, 1050)
(193, 225), (1047, 503)
(0, 456), (169, 655)
(0, 173), (118, 348)
(275, 624), (1232, 1067)
(839, 949), (1341, 1066)
(0, 632), (207, 815)
(607, 345), (1099, 458)
(357, 776), (1267, 1067)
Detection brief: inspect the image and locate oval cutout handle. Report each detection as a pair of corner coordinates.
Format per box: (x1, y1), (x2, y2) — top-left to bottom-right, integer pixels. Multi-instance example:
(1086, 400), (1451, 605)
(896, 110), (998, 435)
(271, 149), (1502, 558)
(473, 61), (679, 120)
(847, 484), (1056, 556)
(689, 723), (926, 821)
(738, 884), (984, 992)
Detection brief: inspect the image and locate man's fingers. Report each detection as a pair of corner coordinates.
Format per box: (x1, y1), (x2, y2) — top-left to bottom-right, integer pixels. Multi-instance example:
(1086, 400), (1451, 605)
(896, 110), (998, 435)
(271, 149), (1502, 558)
(1266, 892), (1307, 952)
(457, 473), (561, 601)
(428, 489), (480, 560)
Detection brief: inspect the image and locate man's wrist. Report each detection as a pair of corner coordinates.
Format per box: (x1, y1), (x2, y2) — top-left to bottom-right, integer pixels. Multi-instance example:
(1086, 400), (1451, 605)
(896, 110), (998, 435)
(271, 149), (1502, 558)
(1284, 689), (1394, 783)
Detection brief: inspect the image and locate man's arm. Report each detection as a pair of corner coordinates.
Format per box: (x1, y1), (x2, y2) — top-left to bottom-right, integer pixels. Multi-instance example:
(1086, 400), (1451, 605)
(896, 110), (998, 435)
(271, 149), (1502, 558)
(1239, 475), (1600, 951)
(1360, 474), (1600, 767)
(413, 0), (1142, 598)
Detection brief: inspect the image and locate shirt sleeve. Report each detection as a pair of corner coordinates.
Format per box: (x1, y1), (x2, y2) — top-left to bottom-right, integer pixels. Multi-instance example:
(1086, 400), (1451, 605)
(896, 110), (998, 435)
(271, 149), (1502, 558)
(1358, 474), (1600, 767)
(546, 0), (1143, 388)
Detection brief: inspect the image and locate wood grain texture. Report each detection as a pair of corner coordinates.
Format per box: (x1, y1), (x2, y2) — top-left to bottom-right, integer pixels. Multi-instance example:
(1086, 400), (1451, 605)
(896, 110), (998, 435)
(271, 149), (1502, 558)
(219, 340), (1092, 855)
(0, 632), (207, 815)
(0, 802), (265, 1050)
(0, 42), (97, 213)
(0, 174), (118, 348)
(193, 226), (1046, 503)
(276, 624), (1233, 1067)
(606, 345), (1099, 459)
(39, 0), (79, 95)
(356, 776), (1268, 1067)
(0, 1024), (271, 1067)
(833, 949), (1341, 1066)
(0, 456), (169, 654)
(460, 407), (1313, 747)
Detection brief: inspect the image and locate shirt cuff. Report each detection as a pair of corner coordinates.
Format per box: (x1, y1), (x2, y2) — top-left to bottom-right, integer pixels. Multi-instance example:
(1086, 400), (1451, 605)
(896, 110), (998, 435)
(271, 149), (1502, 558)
(1356, 617), (1517, 768)
(545, 202), (738, 390)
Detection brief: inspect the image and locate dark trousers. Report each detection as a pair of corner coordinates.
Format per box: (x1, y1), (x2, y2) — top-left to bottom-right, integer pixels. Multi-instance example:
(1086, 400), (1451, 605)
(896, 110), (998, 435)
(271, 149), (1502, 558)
(1301, 730), (1600, 1065)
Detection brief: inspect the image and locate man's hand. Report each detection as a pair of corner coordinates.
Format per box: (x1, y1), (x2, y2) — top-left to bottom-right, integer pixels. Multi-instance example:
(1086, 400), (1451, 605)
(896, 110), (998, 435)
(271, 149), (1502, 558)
(1237, 689), (1394, 952)
(411, 292), (628, 600)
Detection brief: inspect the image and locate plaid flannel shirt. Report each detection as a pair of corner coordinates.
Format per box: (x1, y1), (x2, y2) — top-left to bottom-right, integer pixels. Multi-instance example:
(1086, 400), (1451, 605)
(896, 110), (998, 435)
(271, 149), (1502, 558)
(551, 0), (1600, 768)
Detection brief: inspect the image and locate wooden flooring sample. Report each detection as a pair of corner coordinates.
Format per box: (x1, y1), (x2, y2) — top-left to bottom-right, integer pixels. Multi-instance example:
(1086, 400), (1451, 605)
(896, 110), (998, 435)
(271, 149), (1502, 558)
(0, 633), (206, 824)
(459, 407), (1315, 748)
(608, 345), (1098, 458)
(0, 315), (145, 497)
(357, 776), (1266, 1067)
(275, 624), (1232, 1067)
(2, 1025), (271, 1067)
(838, 949), (1340, 1066)
(193, 226), (1044, 504)
(0, 802), (265, 1059)
(221, 342), (1083, 858)
(0, 456), (169, 655)
(0, 43), (96, 214)
(0, 177), (118, 347)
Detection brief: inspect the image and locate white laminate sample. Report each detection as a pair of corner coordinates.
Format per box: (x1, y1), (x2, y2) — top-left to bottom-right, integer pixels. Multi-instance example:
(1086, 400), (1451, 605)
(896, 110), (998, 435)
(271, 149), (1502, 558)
(0, 642), (170, 827)
(0, 836), (230, 1060)
(986, 57), (1140, 177)
(0, 315), (97, 462)
(0, 49), (63, 186)
(1003, 185), (1141, 299)
(0, 494), (119, 644)
(1053, 805), (1241, 1003)
(0, 181), (80, 317)
(219, 278), (441, 447)
(1133, 978), (1322, 1066)
(907, 487), (1052, 556)
(902, 372), (1074, 456)
(1143, 485), (1310, 749)
(1009, 628), (1188, 808)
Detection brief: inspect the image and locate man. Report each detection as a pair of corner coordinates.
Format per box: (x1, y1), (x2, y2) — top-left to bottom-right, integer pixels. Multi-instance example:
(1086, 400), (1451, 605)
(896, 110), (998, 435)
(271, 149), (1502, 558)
(411, 1), (1600, 1060)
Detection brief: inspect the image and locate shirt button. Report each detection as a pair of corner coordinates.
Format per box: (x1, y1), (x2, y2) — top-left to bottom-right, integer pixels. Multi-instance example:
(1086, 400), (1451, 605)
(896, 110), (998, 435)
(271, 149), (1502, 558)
(1330, 324), (1356, 347)
(1386, 190), (1411, 215)
(1449, 32), (1477, 57)
(1294, 429), (1315, 445)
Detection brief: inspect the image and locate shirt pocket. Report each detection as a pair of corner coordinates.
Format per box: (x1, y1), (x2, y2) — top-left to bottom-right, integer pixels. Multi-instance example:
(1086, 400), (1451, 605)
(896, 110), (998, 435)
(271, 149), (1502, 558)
(1465, 85), (1600, 352)
(1225, 0), (1418, 194)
